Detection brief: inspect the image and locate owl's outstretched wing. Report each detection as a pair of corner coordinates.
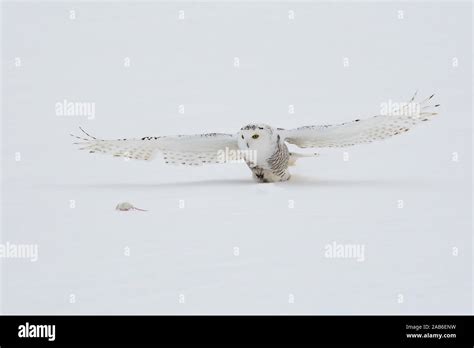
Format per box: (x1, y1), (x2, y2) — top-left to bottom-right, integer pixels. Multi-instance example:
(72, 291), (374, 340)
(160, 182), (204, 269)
(71, 128), (239, 166)
(280, 93), (439, 148)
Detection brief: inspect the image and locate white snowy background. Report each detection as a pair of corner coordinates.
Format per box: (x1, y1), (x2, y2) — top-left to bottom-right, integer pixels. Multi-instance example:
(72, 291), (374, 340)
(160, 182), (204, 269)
(1, 1), (472, 314)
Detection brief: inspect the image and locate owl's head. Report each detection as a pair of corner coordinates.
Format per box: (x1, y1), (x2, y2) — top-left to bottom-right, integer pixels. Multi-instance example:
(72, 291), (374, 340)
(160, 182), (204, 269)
(237, 123), (278, 153)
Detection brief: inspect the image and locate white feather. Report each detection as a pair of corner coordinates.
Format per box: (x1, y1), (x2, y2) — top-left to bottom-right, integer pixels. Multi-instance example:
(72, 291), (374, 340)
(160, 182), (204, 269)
(71, 129), (239, 165)
(280, 94), (439, 148)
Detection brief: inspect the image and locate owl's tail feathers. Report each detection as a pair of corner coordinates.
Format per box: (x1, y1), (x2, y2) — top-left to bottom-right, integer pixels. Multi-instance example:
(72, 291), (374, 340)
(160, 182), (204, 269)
(288, 152), (319, 166)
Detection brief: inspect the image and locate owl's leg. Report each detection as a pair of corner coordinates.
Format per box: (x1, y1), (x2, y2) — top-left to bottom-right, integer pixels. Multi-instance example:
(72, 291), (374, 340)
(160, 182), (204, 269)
(251, 167), (267, 183)
(251, 168), (291, 183)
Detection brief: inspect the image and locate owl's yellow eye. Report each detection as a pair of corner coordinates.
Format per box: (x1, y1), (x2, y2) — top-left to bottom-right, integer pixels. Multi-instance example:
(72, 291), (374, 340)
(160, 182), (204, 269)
(252, 134), (259, 139)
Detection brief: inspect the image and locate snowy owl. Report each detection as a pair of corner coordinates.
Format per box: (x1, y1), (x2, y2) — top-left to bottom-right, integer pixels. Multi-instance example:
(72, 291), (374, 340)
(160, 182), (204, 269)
(71, 93), (438, 183)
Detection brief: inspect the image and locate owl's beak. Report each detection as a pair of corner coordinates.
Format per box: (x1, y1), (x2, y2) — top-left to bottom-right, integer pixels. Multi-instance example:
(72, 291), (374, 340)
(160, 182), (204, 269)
(246, 142), (249, 148)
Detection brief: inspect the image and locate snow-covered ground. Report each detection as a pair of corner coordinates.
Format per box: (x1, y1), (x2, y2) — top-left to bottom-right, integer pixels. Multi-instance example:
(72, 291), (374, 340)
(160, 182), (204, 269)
(1, 1), (472, 314)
